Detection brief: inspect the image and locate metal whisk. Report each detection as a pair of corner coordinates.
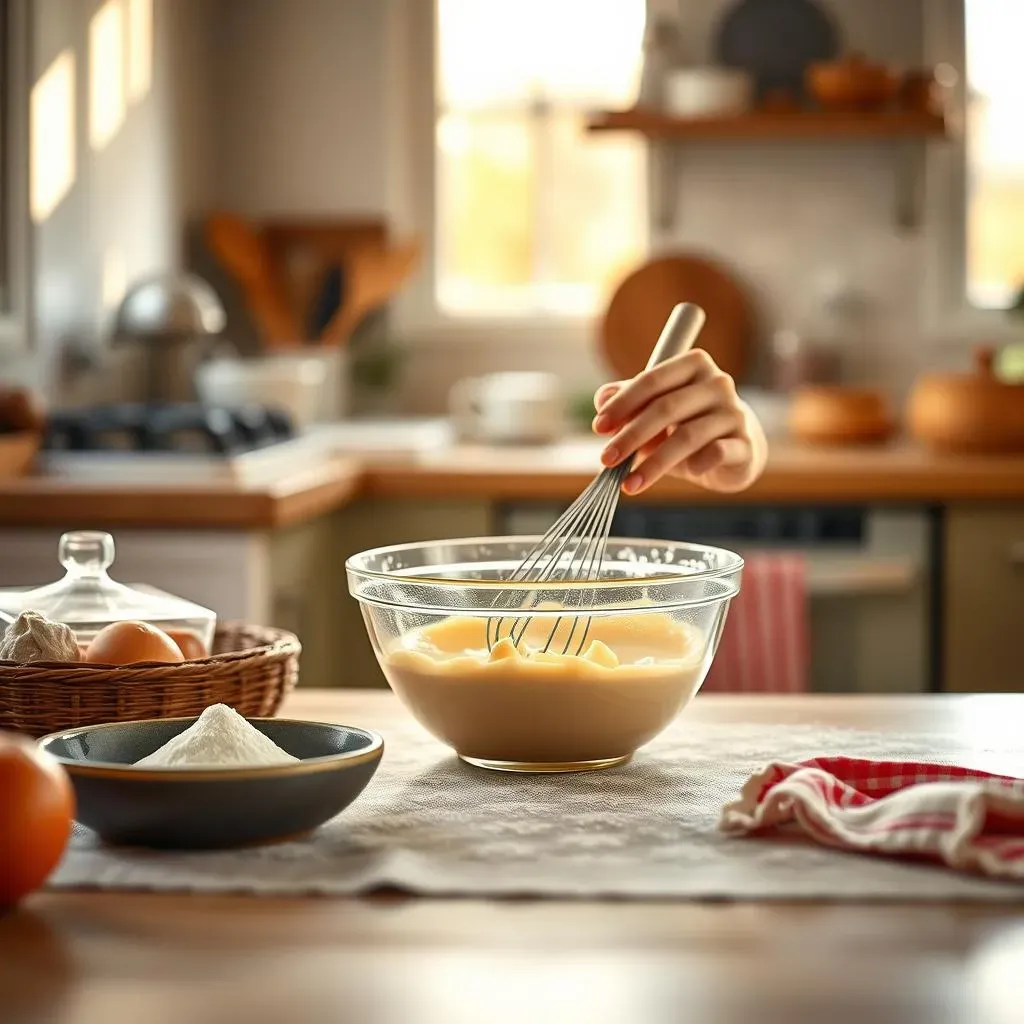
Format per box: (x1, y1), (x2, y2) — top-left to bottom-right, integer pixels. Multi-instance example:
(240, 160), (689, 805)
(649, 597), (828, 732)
(486, 302), (708, 657)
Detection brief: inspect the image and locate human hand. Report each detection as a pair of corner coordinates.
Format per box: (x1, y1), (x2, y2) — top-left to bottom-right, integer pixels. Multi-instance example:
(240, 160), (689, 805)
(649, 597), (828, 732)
(591, 350), (768, 495)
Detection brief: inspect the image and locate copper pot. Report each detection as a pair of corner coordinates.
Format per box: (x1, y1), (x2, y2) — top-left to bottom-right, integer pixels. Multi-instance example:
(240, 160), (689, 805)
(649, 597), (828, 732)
(806, 53), (899, 112)
(906, 347), (1024, 454)
(787, 385), (894, 447)
(898, 68), (943, 114)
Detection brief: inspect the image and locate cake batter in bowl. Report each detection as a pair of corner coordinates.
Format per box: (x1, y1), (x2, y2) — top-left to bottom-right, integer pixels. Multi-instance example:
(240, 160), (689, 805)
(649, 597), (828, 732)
(346, 537), (742, 772)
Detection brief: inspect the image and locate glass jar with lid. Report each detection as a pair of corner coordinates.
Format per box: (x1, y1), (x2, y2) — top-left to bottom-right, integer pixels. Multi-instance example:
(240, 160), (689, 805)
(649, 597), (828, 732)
(770, 327), (844, 391)
(0, 531), (217, 653)
(771, 274), (863, 391)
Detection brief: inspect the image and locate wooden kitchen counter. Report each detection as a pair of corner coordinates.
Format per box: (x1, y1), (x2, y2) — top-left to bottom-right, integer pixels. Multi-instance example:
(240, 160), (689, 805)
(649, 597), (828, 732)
(2, 689), (1022, 1024)
(365, 439), (1024, 504)
(3, 439), (1024, 529)
(0, 457), (365, 529)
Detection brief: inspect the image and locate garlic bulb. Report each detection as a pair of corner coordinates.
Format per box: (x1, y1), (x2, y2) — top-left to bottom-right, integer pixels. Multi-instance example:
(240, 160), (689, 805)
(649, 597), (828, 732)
(0, 610), (80, 664)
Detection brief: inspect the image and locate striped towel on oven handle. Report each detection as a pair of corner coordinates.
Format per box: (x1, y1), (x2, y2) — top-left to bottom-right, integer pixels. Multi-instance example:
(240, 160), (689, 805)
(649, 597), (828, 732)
(702, 551), (809, 694)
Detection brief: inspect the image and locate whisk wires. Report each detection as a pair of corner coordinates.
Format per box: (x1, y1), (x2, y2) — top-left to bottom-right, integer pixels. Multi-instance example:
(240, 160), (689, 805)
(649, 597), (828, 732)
(486, 461), (630, 657)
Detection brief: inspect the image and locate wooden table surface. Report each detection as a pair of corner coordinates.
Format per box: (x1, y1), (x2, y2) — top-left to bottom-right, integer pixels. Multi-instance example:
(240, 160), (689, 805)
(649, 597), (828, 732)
(3, 690), (1024, 1024)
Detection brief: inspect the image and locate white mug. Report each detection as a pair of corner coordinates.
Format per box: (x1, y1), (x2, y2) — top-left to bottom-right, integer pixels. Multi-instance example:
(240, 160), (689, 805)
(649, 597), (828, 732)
(449, 372), (565, 444)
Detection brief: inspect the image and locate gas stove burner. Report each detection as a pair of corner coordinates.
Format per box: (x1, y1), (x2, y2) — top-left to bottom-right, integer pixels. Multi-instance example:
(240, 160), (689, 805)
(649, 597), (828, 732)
(44, 402), (297, 455)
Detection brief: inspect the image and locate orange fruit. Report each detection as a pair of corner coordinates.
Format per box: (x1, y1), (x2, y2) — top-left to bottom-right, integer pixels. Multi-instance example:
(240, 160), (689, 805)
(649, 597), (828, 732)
(0, 733), (75, 906)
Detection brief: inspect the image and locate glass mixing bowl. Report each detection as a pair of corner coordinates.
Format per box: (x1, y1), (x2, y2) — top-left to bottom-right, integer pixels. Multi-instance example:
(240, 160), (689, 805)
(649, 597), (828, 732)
(346, 537), (743, 773)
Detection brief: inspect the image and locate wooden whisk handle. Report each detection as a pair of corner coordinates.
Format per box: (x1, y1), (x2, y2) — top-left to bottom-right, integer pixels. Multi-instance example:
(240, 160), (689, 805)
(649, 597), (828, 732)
(645, 303), (707, 368)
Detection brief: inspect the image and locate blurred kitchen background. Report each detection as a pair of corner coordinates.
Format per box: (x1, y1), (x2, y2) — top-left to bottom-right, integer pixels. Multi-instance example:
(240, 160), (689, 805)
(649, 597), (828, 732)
(1, 0), (1022, 697)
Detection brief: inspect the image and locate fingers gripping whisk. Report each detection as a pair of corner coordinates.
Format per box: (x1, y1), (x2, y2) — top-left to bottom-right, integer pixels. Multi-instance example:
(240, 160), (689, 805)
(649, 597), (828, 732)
(485, 303), (708, 658)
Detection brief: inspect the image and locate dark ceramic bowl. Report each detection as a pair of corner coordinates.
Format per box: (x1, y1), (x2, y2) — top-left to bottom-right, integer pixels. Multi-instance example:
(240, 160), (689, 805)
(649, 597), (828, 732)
(38, 717), (383, 850)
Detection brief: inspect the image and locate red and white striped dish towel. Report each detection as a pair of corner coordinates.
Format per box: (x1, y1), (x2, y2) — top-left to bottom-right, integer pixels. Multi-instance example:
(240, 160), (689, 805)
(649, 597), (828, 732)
(702, 551), (808, 694)
(721, 757), (1024, 881)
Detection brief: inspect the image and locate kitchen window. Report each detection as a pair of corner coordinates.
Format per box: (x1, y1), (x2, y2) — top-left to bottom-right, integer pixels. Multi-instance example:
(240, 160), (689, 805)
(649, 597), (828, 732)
(963, 0), (1024, 309)
(431, 0), (648, 321)
(919, 0), (1021, 339)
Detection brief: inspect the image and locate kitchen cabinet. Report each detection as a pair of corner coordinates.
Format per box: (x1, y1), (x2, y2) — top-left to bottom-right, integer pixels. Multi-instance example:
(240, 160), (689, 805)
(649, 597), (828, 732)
(0, 524), (336, 680)
(944, 507), (1024, 692)
(266, 498), (492, 690)
(0, 529), (271, 620)
(331, 498), (493, 690)
(503, 502), (932, 695)
(0, 498), (492, 692)
(10, 496), (1021, 694)
(269, 513), (347, 691)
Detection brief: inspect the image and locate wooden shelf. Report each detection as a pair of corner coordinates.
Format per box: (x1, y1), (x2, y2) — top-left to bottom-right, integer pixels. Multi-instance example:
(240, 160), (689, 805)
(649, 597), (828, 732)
(586, 107), (949, 141)
(586, 108), (950, 232)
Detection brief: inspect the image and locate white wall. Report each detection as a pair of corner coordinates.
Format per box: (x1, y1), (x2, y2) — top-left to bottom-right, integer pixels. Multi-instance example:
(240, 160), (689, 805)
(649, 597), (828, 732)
(29, 0), (215, 401)
(168, 0), (217, 222)
(210, 0), (394, 217)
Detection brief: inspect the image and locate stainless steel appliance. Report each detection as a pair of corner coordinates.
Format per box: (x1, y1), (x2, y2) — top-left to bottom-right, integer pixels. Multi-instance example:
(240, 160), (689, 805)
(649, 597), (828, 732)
(500, 502), (934, 694)
(111, 272), (229, 404)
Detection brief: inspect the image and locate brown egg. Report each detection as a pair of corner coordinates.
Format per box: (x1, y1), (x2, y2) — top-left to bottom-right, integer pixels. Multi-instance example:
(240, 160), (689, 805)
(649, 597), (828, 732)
(84, 621), (185, 665)
(165, 629), (209, 661)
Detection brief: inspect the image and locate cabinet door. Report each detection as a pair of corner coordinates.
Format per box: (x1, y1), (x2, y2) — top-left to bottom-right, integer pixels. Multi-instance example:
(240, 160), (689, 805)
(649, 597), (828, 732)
(270, 516), (339, 691)
(331, 498), (494, 690)
(945, 507), (1024, 692)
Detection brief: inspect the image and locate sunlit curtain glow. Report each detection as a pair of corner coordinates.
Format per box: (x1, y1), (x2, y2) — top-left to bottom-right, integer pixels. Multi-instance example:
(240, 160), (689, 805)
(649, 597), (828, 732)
(89, 0), (127, 152)
(30, 50), (76, 223)
(965, 0), (1024, 307)
(101, 248), (128, 313)
(127, 0), (153, 104)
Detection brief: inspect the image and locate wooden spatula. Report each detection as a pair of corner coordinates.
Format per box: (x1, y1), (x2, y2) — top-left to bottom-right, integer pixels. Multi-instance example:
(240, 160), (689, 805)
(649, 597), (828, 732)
(317, 239), (422, 346)
(204, 212), (302, 348)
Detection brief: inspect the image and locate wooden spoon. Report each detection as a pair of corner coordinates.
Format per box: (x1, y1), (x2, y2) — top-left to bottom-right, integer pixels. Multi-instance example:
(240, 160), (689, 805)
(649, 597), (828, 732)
(317, 239), (422, 346)
(204, 212), (302, 348)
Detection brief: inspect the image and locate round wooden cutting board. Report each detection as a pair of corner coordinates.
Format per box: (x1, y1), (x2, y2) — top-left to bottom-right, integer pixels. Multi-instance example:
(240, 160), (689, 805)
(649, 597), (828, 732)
(599, 253), (755, 382)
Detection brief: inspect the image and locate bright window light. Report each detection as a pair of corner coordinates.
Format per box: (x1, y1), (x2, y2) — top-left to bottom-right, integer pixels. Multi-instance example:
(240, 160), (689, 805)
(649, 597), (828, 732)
(435, 0), (648, 318)
(89, 0), (126, 152)
(964, 0), (1024, 308)
(30, 49), (76, 223)
(127, 0), (153, 104)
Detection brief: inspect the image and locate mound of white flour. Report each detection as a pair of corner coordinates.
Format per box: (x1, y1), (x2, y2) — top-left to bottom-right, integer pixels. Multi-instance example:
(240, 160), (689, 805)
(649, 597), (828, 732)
(135, 703), (299, 769)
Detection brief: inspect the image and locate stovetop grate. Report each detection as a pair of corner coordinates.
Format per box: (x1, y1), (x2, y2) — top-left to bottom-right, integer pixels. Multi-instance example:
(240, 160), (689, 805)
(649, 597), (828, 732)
(43, 402), (297, 456)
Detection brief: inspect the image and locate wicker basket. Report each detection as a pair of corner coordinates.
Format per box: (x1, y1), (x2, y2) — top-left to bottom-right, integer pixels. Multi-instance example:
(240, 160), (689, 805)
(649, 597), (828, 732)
(0, 622), (300, 738)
